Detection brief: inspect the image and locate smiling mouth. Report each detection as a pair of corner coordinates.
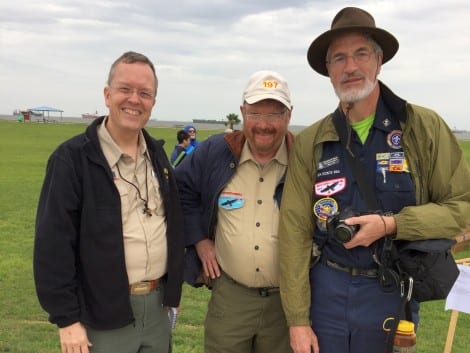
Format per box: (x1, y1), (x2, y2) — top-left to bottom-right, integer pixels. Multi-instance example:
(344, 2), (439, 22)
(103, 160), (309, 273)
(123, 108), (140, 116)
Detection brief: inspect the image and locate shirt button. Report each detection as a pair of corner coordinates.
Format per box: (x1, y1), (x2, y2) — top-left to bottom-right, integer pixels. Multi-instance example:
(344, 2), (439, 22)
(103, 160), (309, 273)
(257, 200), (262, 205)
(254, 245), (259, 250)
(256, 268), (260, 272)
(259, 177), (264, 182)
(256, 222), (260, 227)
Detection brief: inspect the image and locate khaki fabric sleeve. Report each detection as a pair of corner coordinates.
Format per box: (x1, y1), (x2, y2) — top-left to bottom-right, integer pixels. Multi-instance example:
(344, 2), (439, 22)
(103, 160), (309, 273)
(279, 129), (316, 326)
(395, 106), (470, 240)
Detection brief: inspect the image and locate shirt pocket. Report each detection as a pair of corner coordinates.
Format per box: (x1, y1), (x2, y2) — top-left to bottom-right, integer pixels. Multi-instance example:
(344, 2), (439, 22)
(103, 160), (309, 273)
(375, 171), (416, 213)
(114, 181), (131, 224)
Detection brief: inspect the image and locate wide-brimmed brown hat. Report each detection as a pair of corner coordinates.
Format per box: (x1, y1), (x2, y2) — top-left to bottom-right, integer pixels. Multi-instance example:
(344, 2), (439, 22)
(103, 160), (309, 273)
(307, 7), (399, 76)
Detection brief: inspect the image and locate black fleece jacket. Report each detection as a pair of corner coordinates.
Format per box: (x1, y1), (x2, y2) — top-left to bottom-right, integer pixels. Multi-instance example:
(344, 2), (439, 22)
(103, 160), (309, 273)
(34, 117), (184, 329)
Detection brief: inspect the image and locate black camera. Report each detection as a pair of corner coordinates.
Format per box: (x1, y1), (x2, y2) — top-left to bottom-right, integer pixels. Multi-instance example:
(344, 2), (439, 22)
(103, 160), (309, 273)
(327, 209), (360, 243)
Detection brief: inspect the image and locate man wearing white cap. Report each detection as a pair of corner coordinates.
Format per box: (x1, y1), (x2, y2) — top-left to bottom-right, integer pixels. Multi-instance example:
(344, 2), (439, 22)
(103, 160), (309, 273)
(279, 6), (470, 353)
(176, 70), (294, 353)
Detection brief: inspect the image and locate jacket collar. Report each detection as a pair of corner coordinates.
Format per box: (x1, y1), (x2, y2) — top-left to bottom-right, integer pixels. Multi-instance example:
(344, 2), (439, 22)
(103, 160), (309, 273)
(83, 116), (164, 165)
(377, 81), (407, 124)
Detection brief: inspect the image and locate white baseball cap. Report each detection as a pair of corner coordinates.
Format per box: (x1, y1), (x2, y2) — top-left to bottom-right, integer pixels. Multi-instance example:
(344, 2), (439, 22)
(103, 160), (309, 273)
(242, 70), (292, 110)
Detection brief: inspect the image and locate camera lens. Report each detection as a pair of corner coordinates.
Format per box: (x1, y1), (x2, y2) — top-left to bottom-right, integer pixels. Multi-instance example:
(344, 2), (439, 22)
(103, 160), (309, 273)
(334, 224), (357, 243)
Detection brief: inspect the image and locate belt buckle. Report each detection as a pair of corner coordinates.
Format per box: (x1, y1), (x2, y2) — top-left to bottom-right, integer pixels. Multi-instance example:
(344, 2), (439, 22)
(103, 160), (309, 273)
(131, 281), (152, 295)
(258, 288), (269, 297)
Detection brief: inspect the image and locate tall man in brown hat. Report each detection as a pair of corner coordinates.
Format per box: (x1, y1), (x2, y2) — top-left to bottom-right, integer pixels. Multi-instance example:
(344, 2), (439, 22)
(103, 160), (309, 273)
(279, 7), (470, 353)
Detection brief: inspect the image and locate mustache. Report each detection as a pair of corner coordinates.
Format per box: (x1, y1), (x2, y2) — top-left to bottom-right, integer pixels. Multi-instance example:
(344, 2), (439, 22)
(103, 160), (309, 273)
(340, 72), (364, 83)
(252, 126), (276, 134)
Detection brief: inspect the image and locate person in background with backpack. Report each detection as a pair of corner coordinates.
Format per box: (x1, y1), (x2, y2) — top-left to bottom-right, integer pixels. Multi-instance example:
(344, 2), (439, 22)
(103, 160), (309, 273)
(170, 129), (191, 167)
(278, 7), (470, 353)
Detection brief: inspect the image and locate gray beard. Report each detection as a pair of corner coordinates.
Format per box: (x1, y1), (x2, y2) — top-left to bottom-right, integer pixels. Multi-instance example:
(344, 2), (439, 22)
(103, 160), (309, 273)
(334, 78), (377, 103)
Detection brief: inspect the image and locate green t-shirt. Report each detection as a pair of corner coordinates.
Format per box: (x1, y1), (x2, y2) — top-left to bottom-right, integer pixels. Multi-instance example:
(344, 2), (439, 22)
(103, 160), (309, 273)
(351, 114), (375, 144)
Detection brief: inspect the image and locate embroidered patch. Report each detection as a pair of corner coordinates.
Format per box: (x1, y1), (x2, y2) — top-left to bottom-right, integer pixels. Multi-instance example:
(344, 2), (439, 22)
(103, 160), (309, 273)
(314, 177), (346, 196)
(387, 130), (402, 149)
(318, 156), (340, 170)
(376, 152), (409, 173)
(218, 192), (244, 209)
(313, 197), (338, 221)
(376, 153), (390, 172)
(389, 152), (407, 172)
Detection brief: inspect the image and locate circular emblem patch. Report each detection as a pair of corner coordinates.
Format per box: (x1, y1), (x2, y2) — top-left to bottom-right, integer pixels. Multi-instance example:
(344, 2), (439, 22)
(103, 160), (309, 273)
(387, 130), (402, 149)
(313, 197), (338, 221)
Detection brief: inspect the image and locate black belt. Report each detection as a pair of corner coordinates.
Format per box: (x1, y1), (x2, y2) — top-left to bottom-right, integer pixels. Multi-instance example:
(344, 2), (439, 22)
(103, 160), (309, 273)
(222, 272), (280, 297)
(325, 259), (379, 278)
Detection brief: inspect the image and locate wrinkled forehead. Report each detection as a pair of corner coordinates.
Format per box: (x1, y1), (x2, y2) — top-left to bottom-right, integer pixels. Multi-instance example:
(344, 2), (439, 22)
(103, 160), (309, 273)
(328, 32), (373, 54)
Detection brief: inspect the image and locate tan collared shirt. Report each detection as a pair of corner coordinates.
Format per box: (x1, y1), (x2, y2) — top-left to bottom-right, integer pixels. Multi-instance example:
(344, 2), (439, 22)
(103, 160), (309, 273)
(98, 118), (167, 284)
(215, 139), (288, 288)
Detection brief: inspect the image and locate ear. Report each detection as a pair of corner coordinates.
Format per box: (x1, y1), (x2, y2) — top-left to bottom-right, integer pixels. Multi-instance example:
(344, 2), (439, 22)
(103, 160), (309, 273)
(104, 86), (111, 108)
(376, 53), (383, 77)
(285, 108), (293, 124)
(240, 104), (247, 124)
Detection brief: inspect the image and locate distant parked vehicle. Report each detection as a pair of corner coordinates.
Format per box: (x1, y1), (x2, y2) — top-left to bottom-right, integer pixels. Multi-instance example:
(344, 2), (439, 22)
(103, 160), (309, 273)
(82, 112), (99, 119)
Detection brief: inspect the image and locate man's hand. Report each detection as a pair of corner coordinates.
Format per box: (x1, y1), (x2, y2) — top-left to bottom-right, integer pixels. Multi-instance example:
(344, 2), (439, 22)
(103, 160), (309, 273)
(59, 322), (92, 353)
(343, 214), (396, 249)
(290, 326), (319, 353)
(195, 238), (220, 279)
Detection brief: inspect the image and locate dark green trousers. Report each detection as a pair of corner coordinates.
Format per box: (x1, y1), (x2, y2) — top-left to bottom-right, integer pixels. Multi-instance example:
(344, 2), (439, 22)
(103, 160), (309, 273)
(86, 285), (171, 353)
(204, 274), (292, 353)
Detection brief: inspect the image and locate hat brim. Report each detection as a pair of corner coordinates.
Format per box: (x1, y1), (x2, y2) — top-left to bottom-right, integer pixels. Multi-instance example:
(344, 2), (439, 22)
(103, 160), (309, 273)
(245, 94), (292, 111)
(307, 27), (399, 76)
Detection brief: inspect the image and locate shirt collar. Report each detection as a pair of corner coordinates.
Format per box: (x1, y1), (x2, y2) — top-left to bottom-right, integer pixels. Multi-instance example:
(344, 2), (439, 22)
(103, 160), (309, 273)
(97, 116), (148, 166)
(239, 138), (288, 166)
(373, 96), (401, 132)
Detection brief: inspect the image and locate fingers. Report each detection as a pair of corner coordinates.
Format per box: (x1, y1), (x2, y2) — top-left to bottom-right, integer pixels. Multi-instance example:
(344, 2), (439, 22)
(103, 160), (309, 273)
(59, 323), (92, 353)
(196, 239), (220, 279)
(202, 257), (220, 279)
(343, 214), (388, 249)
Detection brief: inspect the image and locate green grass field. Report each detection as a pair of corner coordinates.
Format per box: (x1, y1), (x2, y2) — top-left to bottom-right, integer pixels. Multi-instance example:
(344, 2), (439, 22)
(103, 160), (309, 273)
(0, 120), (469, 353)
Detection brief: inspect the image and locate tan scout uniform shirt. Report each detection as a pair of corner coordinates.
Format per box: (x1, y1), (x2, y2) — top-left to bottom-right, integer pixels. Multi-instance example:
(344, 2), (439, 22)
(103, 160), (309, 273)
(98, 119), (167, 284)
(215, 139), (287, 288)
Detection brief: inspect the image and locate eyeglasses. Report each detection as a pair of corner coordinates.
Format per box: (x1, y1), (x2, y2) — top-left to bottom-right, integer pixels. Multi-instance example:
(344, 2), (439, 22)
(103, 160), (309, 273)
(110, 86), (155, 101)
(188, 129), (196, 133)
(245, 111), (287, 121)
(326, 49), (375, 69)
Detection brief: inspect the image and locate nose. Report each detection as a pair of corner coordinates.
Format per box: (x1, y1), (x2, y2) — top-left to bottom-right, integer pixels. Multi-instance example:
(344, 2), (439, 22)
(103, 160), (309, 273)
(127, 89), (140, 102)
(254, 118), (271, 129)
(343, 55), (359, 73)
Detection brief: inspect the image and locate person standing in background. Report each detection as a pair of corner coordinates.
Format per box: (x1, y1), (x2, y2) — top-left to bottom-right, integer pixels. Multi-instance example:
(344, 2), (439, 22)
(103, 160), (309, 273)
(170, 129), (191, 167)
(183, 124), (200, 151)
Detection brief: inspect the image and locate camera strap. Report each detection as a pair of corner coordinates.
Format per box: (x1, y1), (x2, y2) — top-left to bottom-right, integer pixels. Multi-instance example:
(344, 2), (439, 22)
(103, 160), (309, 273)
(332, 107), (409, 353)
(332, 108), (379, 211)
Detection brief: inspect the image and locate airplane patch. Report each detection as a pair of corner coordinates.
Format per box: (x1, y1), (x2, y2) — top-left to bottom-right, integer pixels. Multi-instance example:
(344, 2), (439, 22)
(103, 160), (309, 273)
(314, 177), (346, 196)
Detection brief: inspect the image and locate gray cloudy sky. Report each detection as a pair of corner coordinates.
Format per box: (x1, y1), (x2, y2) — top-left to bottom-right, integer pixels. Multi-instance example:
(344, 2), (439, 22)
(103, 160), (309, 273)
(1, 0), (469, 129)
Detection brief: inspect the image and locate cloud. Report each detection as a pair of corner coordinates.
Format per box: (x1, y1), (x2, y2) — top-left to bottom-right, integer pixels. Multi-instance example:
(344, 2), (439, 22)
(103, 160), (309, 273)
(1, 0), (469, 129)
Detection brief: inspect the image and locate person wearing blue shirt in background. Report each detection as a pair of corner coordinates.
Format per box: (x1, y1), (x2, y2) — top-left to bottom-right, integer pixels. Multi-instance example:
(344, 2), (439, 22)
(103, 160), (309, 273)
(184, 125), (200, 150)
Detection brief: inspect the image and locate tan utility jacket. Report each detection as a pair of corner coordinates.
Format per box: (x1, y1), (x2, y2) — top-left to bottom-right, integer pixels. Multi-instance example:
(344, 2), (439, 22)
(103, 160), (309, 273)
(279, 82), (470, 326)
